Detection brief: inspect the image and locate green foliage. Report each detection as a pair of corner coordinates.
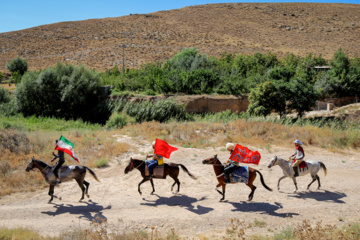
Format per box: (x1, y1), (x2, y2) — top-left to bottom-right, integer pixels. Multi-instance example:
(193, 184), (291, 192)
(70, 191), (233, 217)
(105, 112), (129, 129)
(247, 81), (286, 117)
(13, 63), (110, 123)
(95, 158), (109, 168)
(0, 71), (4, 81)
(0, 87), (11, 104)
(6, 56), (28, 75)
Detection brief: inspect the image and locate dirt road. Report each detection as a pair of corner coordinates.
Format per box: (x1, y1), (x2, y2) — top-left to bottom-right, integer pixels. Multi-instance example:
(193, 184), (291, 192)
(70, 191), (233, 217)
(0, 135), (359, 238)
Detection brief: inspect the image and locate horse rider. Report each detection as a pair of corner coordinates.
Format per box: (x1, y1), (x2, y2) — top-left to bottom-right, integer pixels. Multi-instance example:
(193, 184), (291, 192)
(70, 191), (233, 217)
(224, 143), (239, 183)
(145, 141), (164, 179)
(51, 140), (65, 184)
(289, 139), (305, 177)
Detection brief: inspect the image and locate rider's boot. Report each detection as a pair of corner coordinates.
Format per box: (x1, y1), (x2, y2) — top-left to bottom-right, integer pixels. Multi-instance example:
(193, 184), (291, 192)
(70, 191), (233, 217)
(293, 167), (299, 177)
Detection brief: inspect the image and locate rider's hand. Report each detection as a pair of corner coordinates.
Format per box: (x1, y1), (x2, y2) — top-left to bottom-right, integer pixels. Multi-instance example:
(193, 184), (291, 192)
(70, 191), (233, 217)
(52, 152), (55, 156)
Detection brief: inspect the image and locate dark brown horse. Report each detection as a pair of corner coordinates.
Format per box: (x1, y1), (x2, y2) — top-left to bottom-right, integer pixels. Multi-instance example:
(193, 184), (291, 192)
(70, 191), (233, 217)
(202, 155), (272, 201)
(124, 157), (197, 195)
(25, 156), (100, 203)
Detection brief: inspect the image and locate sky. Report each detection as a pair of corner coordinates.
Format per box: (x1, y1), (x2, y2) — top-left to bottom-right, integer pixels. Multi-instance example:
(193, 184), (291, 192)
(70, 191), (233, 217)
(1, 0), (359, 33)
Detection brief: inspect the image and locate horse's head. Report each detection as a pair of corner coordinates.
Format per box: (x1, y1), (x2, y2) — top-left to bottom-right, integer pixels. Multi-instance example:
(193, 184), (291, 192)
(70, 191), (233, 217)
(202, 155), (219, 165)
(267, 155), (278, 168)
(25, 156), (36, 172)
(124, 158), (133, 174)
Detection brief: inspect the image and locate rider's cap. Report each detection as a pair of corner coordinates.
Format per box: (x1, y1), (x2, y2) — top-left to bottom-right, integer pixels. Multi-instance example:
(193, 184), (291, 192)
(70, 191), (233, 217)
(226, 143), (235, 150)
(294, 139), (303, 145)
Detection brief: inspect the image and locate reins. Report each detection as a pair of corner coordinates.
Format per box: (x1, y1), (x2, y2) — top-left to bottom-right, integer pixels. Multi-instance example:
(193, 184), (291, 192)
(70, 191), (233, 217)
(129, 160), (144, 171)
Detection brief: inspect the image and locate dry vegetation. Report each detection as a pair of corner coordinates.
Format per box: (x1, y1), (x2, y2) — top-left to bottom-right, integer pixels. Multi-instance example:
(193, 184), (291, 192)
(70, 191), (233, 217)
(0, 129), (131, 196)
(1, 3), (360, 73)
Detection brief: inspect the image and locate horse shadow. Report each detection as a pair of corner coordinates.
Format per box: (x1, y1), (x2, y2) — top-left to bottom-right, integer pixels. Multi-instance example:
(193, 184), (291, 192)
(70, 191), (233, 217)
(141, 194), (214, 215)
(227, 201), (299, 218)
(41, 200), (111, 222)
(288, 190), (346, 203)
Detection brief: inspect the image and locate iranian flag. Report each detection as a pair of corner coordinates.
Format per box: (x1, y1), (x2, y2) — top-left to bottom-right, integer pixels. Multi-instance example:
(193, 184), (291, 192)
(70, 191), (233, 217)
(55, 135), (79, 162)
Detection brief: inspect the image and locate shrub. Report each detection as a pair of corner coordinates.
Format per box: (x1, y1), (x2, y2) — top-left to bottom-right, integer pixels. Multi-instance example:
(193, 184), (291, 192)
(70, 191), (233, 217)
(13, 63), (110, 123)
(0, 87), (11, 104)
(105, 112), (128, 129)
(6, 56), (28, 75)
(95, 158), (109, 168)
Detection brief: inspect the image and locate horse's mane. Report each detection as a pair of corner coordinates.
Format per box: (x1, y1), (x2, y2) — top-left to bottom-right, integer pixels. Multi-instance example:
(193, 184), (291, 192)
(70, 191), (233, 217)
(34, 159), (51, 168)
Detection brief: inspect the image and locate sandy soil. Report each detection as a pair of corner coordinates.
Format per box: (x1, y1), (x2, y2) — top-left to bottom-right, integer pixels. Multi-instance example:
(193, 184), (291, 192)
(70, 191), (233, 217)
(0, 135), (359, 238)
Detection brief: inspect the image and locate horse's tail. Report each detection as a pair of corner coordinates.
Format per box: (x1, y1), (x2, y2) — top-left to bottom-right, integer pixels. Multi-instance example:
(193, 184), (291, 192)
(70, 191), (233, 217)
(255, 170), (272, 191)
(85, 166), (101, 182)
(173, 163), (198, 180)
(319, 161), (327, 177)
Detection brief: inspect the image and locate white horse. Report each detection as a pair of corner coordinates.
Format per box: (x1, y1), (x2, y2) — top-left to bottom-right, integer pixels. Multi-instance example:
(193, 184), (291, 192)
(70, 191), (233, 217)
(267, 155), (327, 192)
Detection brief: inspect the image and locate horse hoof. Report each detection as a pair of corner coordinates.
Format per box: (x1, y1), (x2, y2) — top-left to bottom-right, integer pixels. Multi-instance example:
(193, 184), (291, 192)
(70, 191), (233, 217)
(86, 194), (90, 198)
(59, 197), (62, 201)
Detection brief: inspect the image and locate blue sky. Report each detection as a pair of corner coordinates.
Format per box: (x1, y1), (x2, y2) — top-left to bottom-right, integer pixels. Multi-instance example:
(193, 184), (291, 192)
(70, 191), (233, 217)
(1, 0), (359, 33)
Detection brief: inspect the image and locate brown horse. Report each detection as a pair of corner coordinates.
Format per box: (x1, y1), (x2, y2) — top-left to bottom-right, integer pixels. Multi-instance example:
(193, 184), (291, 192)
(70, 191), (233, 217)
(25, 156), (100, 203)
(124, 158), (197, 195)
(202, 155), (272, 201)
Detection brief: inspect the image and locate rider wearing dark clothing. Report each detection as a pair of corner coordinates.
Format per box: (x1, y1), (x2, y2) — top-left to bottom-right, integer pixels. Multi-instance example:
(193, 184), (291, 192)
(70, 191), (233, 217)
(51, 140), (65, 184)
(224, 143), (239, 183)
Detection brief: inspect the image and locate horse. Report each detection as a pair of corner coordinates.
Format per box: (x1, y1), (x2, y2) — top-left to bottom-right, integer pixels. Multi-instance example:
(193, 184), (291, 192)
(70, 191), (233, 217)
(25, 156), (100, 203)
(202, 155), (272, 201)
(124, 157), (197, 195)
(267, 155), (327, 192)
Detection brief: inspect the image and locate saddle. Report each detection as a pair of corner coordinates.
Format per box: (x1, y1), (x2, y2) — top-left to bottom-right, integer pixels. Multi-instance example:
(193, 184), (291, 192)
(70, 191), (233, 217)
(229, 166), (249, 183)
(145, 165), (166, 179)
(292, 160), (307, 169)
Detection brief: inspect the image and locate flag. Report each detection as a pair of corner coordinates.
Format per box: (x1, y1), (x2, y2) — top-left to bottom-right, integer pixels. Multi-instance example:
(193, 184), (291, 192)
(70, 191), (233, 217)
(229, 144), (261, 165)
(154, 139), (178, 159)
(55, 135), (79, 162)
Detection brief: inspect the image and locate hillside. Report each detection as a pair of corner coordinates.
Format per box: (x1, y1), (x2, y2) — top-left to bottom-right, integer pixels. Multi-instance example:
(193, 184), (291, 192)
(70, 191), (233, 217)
(0, 2), (360, 73)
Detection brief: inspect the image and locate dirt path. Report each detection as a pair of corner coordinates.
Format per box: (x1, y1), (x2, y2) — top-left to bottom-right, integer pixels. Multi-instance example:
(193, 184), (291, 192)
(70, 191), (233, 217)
(0, 135), (359, 238)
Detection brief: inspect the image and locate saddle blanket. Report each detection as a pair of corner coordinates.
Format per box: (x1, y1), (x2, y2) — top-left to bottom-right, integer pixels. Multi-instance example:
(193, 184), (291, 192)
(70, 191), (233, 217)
(145, 165), (166, 179)
(292, 160), (307, 169)
(230, 166), (249, 183)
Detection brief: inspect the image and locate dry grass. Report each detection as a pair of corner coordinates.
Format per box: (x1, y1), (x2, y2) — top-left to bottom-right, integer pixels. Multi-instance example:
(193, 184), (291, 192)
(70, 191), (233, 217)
(0, 129), (130, 196)
(1, 3), (360, 73)
(1, 218), (358, 239)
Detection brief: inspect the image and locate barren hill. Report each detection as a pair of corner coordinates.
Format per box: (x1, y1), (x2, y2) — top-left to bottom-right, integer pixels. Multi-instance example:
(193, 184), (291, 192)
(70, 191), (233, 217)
(1, 2), (359, 73)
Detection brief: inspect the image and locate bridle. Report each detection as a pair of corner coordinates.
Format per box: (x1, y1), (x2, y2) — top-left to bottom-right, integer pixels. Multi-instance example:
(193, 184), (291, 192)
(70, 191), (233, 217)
(128, 159), (144, 172)
(207, 156), (225, 166)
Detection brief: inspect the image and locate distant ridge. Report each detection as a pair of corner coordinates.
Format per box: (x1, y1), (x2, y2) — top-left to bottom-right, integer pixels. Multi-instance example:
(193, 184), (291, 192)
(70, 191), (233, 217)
(1, 2), (359, 73)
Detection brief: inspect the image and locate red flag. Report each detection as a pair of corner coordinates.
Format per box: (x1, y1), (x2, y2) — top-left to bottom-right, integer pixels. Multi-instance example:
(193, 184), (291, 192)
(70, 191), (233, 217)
(154, 139), (178, 159)
(229, 144), (261, 165)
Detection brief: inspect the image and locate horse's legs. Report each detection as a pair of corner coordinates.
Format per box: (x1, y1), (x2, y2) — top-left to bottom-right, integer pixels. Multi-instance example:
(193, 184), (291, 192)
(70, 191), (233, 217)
(75, 178), (86, 202)
(83, 180), (90, 198)
(138, 178), (149, 195)
(292, 176), (298, 192)
(170, 177), (180, 194)
(307, 174), (321, 190)
(277, 175), (287, 190)
(316, 175), (321, 189)
(150, 179), (155, 195)
(48, 184), (61, 203)
(215, 183), (226, 201)
(247, 185), (257, 201)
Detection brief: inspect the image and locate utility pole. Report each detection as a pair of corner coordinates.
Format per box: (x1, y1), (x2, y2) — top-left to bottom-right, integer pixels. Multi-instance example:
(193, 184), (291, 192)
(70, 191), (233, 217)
(121, 44), (126, 76)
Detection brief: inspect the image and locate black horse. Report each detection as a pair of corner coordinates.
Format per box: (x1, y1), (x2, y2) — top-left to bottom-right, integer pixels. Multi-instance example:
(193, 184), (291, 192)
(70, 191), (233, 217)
(25, 156), (100, 203)
(124, 158), (197, 195)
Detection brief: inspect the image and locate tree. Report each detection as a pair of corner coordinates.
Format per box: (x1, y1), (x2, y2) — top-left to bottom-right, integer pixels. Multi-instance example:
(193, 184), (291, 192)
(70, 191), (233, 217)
(14, 63), (108, 123)
(247, 81), (286, 117)
(6, 56), (28, 75)
(287, 78), (319, 118)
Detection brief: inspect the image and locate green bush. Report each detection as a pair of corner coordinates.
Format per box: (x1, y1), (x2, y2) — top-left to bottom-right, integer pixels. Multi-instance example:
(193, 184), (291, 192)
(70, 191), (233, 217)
(6, 56), (28, 75)
(0, 87), (11, 104)
(105, 112), (128, 129)
(95, 158), (109, 168)
(13, 63), (111, 123)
